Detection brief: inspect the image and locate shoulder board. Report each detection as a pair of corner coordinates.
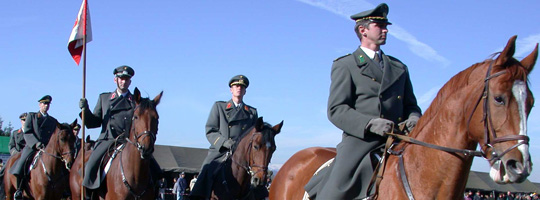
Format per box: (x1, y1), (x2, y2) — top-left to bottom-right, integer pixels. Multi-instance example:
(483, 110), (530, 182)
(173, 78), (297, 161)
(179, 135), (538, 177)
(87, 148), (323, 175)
(334, 53), (351, 62)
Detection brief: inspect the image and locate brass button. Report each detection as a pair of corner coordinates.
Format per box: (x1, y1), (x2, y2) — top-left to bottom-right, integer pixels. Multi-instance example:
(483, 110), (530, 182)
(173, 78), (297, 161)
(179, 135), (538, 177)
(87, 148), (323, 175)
(398, 117), (402, 121)
(397, 95), (402, 99)
(228, 126), (232, 128)
(380, 114), (384, 118)
(372, 78), (376, 81)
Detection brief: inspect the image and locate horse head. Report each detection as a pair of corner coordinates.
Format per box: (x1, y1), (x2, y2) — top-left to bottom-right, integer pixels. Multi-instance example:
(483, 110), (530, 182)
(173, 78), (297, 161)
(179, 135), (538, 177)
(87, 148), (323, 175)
(128, 87), (163, 159)
(468, 35), (537, 183)
(49, 119), (78, 170)
(236, 117), (283, 188)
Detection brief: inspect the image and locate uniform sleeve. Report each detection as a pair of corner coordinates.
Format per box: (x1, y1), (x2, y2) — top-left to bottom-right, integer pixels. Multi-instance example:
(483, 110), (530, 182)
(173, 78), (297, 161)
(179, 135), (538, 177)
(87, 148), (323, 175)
(81, 95), (105, 128)
(327, 61), (373, 139)
(403, 69), (422, 119)
(205, 102), (225, 149)
(9, 132), (17, 155)
(23, 114), (39, 148)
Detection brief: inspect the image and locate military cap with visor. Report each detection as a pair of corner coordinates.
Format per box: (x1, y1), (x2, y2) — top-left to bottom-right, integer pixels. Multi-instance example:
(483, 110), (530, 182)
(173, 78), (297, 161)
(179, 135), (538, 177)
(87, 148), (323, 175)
(113, 65), (135, 78)
(350, 3), (392, 25)
(19, 113), (27, 120)
(38, 95), (52, 103)
(229, 75), (249, 88)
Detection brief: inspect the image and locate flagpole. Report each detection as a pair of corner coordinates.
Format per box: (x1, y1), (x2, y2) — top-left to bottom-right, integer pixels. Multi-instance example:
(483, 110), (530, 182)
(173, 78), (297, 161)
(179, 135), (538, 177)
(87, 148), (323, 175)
(81, 33), (87, 200)
(80, 1), (88, 199)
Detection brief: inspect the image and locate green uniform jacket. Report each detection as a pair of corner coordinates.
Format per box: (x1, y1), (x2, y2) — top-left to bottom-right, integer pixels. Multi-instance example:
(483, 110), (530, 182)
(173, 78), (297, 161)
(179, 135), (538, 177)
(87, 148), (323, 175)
(306, 46), (422, 199)
(9, 129), (26, 156)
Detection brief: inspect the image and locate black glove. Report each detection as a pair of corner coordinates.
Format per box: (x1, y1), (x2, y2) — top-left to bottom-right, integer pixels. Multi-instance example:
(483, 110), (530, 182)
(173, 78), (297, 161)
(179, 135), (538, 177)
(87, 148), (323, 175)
(398, 116), (420, 132)
(79, 98), (89, 110)
(223, 138), (235, 149)
(367, 118), (394, 136)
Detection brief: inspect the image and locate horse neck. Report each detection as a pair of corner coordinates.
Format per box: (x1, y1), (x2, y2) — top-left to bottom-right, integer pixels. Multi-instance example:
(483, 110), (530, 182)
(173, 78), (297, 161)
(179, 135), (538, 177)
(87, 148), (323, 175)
(41, 137), (64, 173)
(123, 136), (151, 174)
(397, 69), (488, 195)
(230, 134), (252, 191)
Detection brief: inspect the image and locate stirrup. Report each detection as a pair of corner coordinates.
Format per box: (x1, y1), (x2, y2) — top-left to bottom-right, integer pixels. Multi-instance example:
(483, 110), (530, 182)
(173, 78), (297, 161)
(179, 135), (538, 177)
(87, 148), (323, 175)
(14, 189), (23, 200)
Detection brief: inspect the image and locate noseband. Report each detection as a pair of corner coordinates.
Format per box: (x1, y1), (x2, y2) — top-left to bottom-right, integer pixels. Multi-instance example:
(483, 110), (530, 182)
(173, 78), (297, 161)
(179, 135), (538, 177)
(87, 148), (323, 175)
(126, 130), (156, 158)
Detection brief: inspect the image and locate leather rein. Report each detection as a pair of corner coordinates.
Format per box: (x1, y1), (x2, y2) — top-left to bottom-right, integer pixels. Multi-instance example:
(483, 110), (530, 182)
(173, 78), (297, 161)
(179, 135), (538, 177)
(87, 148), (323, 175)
(369, 61), (530, 200)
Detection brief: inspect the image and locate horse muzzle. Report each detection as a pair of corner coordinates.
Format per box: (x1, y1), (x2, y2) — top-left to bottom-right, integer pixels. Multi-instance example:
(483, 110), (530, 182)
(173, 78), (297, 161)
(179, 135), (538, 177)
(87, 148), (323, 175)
(490, 156), (532, 183)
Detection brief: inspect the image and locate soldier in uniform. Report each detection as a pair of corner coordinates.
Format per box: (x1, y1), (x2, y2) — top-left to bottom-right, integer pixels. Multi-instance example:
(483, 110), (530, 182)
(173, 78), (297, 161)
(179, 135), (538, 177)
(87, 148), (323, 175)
(305, 3), (422, 199)
(10, 95), (58, 199)
(9, 113), (28, 156)
(191, 75), (258, 199)
(79, 65), (162, 194)
(72, 124), (81, 158)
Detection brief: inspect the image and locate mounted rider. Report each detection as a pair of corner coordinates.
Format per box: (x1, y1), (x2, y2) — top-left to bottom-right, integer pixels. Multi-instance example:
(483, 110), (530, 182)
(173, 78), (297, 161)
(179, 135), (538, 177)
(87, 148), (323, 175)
(79, 65), (162, 197)
(10, 95), (59, 199)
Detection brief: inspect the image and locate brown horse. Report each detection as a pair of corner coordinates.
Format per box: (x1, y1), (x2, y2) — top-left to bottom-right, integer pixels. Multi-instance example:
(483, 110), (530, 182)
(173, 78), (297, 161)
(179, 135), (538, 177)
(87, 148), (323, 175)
(70, 87), (162, 200)
(269, 35), (537, 200)
(4, 120), (77, 200)
(210, 117), (283, 200)
(68, 135), (95, 200)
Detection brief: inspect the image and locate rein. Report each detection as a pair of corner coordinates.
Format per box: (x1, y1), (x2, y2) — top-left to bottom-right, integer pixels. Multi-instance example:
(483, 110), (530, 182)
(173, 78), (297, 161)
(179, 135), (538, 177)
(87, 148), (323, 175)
(368, 61), (530, 200)
(231, 132), (269, 179)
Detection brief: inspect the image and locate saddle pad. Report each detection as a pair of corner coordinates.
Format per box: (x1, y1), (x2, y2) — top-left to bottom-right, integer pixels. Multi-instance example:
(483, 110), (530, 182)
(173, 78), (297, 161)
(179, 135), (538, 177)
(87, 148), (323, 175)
(101, 144), (125, 181)
(29, 151), (43, 171)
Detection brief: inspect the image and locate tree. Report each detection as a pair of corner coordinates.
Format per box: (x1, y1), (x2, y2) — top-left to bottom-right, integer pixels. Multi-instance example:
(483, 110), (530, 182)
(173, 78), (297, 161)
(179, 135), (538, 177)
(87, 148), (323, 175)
(0, 115), (15, 136)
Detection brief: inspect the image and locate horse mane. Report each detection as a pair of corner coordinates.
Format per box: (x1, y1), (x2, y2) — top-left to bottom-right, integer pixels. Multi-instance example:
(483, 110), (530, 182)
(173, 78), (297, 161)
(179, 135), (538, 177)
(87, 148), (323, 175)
(236, 122), (275, 145)
(417, 54), (530, 134)
(135, 97), (157, 116)
(58, 123), (72, 130)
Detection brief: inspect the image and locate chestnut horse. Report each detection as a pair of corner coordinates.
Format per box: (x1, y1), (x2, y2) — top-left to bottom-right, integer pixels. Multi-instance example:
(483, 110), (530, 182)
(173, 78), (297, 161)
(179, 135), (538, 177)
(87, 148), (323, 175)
(269, 35), (537, 200)
(4, 120), (77, 200)
(70, 88), (162, 200)
(210, 117), (283, 200)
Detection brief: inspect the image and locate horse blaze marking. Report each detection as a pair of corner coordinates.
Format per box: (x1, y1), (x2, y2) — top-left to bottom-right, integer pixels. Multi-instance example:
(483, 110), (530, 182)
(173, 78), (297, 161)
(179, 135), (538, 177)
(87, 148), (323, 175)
(512, 80), (530, 162)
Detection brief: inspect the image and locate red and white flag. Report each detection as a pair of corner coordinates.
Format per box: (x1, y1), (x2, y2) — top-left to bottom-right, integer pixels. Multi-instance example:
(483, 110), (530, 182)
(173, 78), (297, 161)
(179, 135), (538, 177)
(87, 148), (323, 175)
(68, 0), (92, 65)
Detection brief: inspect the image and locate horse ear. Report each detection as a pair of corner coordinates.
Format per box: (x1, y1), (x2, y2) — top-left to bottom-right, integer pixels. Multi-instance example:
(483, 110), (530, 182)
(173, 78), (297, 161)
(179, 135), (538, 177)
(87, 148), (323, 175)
(134, 87), (141, 104)
(71, 119), (78, 129)
(255, 117), (264, 131)
(86, 135), (91, 142)
(272, 120), (284, 135)
(520, 43), (538, 74)
(153, 91), (163, 106)
(495, 35), (517, 67)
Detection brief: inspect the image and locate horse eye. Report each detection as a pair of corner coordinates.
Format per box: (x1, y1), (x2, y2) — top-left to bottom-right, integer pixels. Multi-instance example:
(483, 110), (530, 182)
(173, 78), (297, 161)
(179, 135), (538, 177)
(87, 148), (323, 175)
(253, 145), (260, 150)
(494, 96), (505, 105)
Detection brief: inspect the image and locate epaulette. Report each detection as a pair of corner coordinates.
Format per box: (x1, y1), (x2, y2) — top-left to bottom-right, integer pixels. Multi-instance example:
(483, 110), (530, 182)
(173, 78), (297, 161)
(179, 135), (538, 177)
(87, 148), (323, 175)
(334, 54), (351, 62)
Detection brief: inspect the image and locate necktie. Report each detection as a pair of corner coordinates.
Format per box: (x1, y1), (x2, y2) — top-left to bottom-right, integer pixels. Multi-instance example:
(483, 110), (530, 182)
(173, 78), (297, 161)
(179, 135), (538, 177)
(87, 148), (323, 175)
(374, 52), (383, 69)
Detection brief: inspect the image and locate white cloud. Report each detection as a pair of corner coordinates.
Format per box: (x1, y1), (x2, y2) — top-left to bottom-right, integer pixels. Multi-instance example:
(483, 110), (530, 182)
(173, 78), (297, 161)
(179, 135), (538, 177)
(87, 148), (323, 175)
(515, 34), (540, 58)
(295, 0), (450, 67)
(417, 86), (442, 110)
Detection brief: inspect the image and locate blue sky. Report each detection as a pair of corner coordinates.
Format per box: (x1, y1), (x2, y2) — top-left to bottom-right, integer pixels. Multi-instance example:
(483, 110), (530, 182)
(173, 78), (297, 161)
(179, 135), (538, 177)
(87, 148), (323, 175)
(1, 0), (539, 183)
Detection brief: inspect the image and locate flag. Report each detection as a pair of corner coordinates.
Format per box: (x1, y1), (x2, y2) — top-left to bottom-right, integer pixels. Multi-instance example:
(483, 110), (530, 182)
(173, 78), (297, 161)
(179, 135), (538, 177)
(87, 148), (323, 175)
(68, 0), (92, 65)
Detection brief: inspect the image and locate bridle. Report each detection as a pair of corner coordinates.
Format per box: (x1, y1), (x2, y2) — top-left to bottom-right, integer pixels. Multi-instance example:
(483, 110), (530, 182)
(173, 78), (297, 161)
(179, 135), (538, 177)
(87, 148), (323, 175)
(370, 60), (530, 200)
(39, 128), (74, 169)
(118, 105), (158, 200)
(35, 127), (74, 186)
(231, 131), (273, 187)
(126, 105), (157, 159)
(466, 61), (530, 163)
(125, 130), (156, 159)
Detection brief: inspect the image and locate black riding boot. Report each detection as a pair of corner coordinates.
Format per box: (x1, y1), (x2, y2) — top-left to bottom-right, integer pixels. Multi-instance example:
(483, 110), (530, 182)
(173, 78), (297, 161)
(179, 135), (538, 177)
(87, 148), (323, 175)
(84, 188), (93, 200)
(13, 176), (23, 200)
